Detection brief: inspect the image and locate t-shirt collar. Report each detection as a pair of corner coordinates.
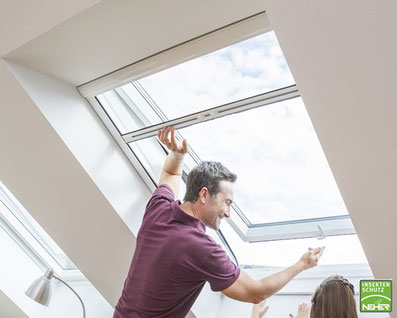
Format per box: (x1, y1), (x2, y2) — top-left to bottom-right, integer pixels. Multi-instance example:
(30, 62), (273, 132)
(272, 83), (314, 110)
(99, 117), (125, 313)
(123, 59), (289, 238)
(172, 200), (206, 233)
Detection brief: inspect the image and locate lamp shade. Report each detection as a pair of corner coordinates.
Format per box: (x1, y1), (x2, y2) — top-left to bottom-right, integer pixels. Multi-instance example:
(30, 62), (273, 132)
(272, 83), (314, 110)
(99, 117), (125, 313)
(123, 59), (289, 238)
(25, 268), (54, 306)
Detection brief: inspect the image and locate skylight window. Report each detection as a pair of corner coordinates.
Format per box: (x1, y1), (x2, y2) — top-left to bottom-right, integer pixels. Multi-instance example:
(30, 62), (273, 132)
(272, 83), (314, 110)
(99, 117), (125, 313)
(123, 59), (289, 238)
(0, 182), (77, 272)
(137, 31), (294, 121)
(220, 220), (368, 267)
(97, 31), (294, 134)
(178, 97), (347, 224)
(90, 27), (367, 267)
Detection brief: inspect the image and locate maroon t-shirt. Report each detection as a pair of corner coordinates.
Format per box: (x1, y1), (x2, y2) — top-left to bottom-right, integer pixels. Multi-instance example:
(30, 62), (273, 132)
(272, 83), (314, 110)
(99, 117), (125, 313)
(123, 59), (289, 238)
(113, 184), (240, 318)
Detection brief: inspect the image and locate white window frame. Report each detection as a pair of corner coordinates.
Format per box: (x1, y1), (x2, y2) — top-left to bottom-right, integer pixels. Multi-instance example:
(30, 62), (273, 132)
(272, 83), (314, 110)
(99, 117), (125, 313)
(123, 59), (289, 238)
(0, 183), (85, 280)
(80, 12), (355, 246)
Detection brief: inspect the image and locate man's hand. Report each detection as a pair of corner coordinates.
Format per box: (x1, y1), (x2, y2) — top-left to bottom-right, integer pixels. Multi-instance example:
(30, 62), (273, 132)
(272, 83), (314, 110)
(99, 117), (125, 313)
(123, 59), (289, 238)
(289, 303), (309, 318)
(297, 246), (325, 270)
(158, 127), (188, 196)
(158, 127), (188, 156)
(252, 300), (269, 318)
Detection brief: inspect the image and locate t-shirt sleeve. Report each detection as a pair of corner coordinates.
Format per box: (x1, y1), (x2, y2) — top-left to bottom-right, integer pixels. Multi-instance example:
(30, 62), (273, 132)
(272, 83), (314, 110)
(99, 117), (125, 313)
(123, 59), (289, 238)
(198, 243), (241, 292)
(144, 184), (175, 216)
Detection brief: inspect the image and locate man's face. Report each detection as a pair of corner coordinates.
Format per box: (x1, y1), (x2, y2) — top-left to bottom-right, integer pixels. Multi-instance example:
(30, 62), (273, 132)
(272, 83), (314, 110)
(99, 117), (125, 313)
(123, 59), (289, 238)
(202, 181), (234, 230)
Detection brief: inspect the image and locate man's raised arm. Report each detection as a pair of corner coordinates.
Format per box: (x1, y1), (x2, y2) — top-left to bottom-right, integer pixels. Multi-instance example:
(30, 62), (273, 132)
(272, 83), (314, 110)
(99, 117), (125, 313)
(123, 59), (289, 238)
(158, 127), (188, 196)
(222, 246), (325, 303)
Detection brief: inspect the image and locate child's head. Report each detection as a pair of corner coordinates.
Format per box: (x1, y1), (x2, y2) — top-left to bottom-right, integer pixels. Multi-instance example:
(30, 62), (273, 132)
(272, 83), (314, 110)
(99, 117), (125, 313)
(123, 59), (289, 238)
(310, 275), (357, 318)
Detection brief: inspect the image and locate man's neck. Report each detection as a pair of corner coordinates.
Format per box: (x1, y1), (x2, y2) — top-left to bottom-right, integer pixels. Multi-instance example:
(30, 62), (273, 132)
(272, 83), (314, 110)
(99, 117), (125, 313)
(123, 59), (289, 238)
(180, 201), (201, 221)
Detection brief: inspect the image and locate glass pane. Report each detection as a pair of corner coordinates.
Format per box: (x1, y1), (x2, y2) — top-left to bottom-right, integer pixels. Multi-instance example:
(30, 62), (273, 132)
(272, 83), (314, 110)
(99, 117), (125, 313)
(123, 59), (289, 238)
(129, 137), (187, 201)
(129, 137), (166, 184)
(139, 31), (294, 120)
(97, 89), (162, 134)
(97, 31), (295, 133)
(0, 182), (77, 270)
(220, 220), (368, 267)
(178, 97), (348, 224)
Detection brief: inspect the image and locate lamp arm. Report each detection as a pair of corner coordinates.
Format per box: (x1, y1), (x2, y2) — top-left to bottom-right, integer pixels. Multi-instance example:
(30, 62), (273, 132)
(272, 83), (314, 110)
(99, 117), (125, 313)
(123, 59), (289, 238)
(53, 276), (86, 318)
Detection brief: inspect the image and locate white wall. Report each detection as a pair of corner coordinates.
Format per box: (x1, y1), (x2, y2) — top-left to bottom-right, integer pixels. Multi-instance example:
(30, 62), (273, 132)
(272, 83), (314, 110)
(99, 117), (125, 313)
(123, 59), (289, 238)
(6, 61), (152, 235)
(0, 58), (136, 306)
(0, 290), (27, 318)
(0, 219), (113, 318)
(1, 60), (223, 317)
(216, 266), (389, 318)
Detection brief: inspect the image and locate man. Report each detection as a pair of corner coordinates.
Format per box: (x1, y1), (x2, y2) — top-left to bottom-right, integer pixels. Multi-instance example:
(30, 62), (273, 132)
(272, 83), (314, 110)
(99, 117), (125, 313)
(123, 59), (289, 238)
(114, 127), (324, 318)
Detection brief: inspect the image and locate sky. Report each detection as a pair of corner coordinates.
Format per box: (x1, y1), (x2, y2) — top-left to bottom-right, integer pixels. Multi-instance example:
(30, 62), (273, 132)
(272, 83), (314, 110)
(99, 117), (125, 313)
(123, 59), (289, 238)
(98, 31), (369, 267)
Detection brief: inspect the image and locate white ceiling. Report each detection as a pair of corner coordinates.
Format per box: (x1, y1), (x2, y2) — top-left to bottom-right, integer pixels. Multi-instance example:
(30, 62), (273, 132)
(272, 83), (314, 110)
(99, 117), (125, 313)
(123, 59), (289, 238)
(0, 0), (101, 56)
(4, 0), (265, 85)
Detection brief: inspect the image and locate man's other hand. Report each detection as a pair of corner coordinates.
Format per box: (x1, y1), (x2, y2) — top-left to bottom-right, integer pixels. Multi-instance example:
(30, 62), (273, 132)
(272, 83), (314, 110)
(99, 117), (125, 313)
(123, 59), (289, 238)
(158, 127), (188, 156)
(297, 246), (325, 270)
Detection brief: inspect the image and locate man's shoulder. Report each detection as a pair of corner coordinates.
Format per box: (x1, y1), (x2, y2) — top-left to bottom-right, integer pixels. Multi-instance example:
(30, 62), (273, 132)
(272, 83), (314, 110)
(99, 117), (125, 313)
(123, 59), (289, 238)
(158, 183), (175, 195)
(144, 184), (175, 219)
(174, 227), (219, 254)
(150, 184), (175, 203)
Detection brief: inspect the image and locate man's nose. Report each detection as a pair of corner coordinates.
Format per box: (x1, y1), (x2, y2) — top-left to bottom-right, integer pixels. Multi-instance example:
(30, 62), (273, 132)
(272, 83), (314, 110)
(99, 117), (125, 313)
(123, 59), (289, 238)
(224, 209), (230, 218)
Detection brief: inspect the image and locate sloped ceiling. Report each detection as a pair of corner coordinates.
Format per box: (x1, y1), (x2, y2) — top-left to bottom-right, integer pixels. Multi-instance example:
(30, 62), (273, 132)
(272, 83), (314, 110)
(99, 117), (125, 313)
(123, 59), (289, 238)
(262, 1), (397, 314)
(4, 0), (265, 85)
(0, 0), (101, 56)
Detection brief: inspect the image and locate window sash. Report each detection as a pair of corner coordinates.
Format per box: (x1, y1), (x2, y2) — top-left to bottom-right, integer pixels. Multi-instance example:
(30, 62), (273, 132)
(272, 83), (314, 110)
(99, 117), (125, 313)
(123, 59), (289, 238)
(90, 86), (355, 242)
(0, 184), (83, 278)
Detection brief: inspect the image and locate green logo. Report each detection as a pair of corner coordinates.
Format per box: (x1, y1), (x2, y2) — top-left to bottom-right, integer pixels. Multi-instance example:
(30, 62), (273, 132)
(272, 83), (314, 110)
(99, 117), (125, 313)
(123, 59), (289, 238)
(360, 280), (392, 312)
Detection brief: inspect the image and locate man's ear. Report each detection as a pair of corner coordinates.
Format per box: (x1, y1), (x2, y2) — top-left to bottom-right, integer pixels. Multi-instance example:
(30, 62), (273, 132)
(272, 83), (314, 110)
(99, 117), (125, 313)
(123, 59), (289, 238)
(198, 187), (209, 204)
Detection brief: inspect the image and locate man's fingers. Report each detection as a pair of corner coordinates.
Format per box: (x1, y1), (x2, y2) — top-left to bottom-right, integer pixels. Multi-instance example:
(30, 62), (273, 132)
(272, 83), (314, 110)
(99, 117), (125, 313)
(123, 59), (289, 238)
(314, 247), (325, 261)
(260, 305), (269, 315)
(162, 127), (172, 147)
(313, 247), (321, 253)
(182, 139), (188, 153)
(158, 127), (171, 150)
(166, 126), (172, 142)
(289, 314), (295, 318)
(159, 127), (168, 143)
(312, 246), (324, 255)
(158, 127), (188, 153)
(264, 305), (269, 312)
(170, 127), (177, 147)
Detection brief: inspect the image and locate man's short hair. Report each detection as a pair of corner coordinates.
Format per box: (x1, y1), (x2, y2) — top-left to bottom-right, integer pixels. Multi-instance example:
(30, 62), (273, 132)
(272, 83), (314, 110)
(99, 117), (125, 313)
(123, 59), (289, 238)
(183, 161), (237, 203)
